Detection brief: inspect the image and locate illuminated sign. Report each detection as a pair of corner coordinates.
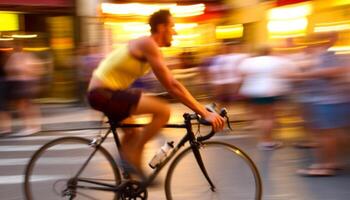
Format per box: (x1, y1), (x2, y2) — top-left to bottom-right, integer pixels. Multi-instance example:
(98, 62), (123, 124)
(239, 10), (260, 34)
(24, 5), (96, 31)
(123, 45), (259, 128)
(0, 13), (19, 31)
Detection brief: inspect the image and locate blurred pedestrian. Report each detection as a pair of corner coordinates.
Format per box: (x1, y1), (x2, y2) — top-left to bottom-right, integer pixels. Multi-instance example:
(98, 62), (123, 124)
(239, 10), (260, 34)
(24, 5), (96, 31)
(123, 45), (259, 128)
(284, 33), (350, 176)
(4, 40), (44, 136)
(283, 43), (320, 148)
(237, 45), (294, 150)
(0, 49), (11, 135)
(208, 41), (249, 104)
(77, 45), (103, 105)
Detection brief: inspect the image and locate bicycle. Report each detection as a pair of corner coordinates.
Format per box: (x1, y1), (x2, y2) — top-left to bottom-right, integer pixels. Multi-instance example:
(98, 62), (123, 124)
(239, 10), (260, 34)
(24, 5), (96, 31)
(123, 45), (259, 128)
(24, 105), (262, 200)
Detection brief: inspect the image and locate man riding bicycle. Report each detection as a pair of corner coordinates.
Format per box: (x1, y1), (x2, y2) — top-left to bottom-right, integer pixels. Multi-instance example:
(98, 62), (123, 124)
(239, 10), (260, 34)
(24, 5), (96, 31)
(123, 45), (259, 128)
(87, 10), (225, 176)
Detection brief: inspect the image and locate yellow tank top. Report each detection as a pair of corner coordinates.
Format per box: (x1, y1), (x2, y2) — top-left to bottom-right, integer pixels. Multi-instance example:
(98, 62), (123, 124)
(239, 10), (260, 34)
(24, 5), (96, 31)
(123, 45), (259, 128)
(93, 45), (151, 90)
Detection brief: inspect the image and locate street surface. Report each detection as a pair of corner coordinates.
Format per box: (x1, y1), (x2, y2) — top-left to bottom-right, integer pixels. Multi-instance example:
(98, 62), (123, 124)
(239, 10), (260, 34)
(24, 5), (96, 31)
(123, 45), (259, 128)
(0, 103), (349, 200)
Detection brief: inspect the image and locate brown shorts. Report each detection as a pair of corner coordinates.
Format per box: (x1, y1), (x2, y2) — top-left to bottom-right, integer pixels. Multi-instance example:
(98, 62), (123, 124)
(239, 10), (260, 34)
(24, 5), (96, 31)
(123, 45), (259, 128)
(87, 88), (142, 123)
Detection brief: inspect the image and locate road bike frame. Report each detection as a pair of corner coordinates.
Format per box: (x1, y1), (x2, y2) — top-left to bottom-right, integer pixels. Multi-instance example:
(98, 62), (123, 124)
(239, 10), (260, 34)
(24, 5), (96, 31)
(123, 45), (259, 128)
(69, 112), (219, 194)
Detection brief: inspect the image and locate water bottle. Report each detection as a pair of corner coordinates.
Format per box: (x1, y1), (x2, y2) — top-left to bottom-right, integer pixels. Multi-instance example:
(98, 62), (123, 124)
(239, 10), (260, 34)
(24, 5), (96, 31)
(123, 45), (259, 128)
(149, 141), (174, 169)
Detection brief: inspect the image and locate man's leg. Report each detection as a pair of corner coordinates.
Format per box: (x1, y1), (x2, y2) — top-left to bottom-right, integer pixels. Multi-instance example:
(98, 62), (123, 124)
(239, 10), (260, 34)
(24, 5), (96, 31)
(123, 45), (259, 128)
(121, 94), (170, 169)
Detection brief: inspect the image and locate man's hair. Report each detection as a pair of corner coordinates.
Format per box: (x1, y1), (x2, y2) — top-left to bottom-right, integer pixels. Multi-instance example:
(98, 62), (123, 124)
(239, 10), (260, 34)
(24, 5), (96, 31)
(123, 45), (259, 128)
(149, 9), (171, 34)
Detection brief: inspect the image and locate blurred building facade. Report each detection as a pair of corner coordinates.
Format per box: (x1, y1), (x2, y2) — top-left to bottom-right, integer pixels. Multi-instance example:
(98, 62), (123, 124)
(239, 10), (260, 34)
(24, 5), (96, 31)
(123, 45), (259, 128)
(0, 0), (77, 102)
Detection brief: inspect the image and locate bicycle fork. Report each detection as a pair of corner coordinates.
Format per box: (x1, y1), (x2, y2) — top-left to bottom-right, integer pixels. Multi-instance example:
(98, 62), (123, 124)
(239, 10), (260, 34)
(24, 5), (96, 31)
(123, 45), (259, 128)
(190, 142), (216, 192)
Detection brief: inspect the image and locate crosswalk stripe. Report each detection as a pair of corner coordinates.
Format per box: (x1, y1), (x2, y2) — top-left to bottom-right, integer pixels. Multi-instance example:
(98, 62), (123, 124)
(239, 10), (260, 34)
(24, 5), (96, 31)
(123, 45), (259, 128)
(0, 156), (108, 166)
(0, 142), (114, 152)
(0, 175), (65, 185)
(0, 133), (105, 142)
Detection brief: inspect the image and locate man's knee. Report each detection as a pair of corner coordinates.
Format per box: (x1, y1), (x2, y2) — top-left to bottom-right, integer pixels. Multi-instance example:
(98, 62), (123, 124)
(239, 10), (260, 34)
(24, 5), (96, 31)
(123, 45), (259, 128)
(157, 103), (171, 122)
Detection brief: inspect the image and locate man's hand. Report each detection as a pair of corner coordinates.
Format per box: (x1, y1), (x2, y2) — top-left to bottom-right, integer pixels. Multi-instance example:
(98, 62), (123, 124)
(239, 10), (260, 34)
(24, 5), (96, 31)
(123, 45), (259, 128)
(203, 111), (225, 132)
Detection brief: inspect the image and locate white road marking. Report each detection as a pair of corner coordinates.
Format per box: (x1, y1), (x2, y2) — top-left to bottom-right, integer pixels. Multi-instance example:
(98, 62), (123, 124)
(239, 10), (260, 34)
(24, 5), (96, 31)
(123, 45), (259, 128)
(0, 175), (65, 184)
(0, 156), (108, 166)
(0, 142), (114, 152)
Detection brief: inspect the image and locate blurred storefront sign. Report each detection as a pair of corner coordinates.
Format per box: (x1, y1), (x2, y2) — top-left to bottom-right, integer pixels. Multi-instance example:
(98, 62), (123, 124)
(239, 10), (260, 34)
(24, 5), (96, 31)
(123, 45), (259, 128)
(268, 1), (312, 38)
(0, 13), (19, 31)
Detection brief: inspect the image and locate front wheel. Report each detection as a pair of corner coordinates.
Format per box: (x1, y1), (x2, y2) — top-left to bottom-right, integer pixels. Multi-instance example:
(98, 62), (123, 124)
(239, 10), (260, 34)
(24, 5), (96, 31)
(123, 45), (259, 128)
(165, 141), (262, 200)
(24, 137), (121, 200)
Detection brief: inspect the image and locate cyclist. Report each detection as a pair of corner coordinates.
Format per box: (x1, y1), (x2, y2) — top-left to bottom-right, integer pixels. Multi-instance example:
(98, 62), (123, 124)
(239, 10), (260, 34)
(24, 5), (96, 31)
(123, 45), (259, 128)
(87, 10), (225, 175)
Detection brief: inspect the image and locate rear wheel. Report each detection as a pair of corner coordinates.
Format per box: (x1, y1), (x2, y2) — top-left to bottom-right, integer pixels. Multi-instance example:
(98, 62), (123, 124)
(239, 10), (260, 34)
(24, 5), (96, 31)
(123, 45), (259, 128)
(165, 141), (262, 200)
(24, 137), (121, 200)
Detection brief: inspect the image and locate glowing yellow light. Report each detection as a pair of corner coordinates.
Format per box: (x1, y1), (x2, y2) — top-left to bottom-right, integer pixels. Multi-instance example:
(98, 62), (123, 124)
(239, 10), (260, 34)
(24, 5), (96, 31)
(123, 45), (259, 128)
(294, 40), (330, 46)
(0, 38), (14, 41)
(329, 46), (350, 51)
(314, 21), (350, 32)
(0, 13), (19, 31)
(234, 150), (241, 155)
(23, 47), (50, 51)
(270, 33), (306, 38)
(122, 23), (150, 32)
(268, 18), (308, 33)
(101, 3), (205, 17)
(170, 4), (205, 17)
(335, 51), (350, 54)
(174, 23), (198, 30)
(268, 2), (312, 20)
(12, 34), (38, 38)
(274, 46), (306, 51)
(216, 24), (244, 39)
(174, 34), (200, 40)
(333, 0), (350, 6)
(105, 22), (198, 31)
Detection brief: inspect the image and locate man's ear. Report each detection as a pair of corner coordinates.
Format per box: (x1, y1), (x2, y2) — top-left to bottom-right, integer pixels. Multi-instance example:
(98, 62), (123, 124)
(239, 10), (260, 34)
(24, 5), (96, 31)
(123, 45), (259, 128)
(157, 24), (165, 33)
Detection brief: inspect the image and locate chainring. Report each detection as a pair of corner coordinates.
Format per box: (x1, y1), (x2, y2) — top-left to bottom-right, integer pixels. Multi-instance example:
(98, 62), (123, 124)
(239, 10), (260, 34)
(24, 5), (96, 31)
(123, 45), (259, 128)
(119, 180), (148, 200)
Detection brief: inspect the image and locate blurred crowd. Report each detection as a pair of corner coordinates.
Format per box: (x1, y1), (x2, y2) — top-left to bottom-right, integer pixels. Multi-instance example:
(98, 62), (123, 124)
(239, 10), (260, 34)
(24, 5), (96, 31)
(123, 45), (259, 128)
(191, 32), (349, 176)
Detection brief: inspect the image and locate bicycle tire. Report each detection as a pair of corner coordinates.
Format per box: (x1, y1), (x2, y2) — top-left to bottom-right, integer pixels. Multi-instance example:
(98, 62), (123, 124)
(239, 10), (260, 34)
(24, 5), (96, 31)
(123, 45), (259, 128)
(165, 141), (262, 200)
(24, 136), (121, 200)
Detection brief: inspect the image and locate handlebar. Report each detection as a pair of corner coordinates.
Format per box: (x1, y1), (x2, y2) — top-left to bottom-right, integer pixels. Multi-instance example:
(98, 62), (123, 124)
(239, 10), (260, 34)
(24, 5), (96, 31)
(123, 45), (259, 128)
(186, 103), (232, 142)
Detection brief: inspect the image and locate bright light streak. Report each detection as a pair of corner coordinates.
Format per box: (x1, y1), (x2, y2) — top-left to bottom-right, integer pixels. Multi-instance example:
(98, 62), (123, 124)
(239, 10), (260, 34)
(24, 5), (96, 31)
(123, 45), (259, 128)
(170, 4), (205, 17)
(105, 22), (198, 31)
(23, 47), (50, 51)
(174, 23), (198, 30)
(173, 34), (200, 40)
(101, 3), (205, 17)
(0, 48), (13, 51)
(12, 34), (38, 38)
(314, 21), (350, 32)
(216, 24), (243, 39)
(268, 18), (308, 33)
(329, 46), (350, 51)
(335, 50), (350, 54)
(268, 2), (312, 20)
(274, 46), (306, 51)
(0, 38), (13, 41)
(270, 33), (305, 38)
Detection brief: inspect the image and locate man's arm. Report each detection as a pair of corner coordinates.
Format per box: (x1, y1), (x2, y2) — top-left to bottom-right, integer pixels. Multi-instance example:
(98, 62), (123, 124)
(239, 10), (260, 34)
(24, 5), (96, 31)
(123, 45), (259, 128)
(140, 38), (224, 130)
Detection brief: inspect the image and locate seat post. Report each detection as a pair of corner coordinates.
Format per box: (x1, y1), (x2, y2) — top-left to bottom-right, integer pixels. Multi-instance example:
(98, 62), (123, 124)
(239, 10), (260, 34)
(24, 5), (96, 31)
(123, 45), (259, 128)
(108, 120), (122, 151)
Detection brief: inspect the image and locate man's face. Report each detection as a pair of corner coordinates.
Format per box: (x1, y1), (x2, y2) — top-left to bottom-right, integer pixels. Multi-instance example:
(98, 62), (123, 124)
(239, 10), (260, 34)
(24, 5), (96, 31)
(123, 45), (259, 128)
(162, 16), (176, 47)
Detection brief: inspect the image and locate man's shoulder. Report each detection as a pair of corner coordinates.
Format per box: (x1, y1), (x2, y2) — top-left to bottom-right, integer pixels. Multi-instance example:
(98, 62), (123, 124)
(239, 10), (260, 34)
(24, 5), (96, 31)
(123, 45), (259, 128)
(132, 36), (158, 53)
(133, 36), (154, 46)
